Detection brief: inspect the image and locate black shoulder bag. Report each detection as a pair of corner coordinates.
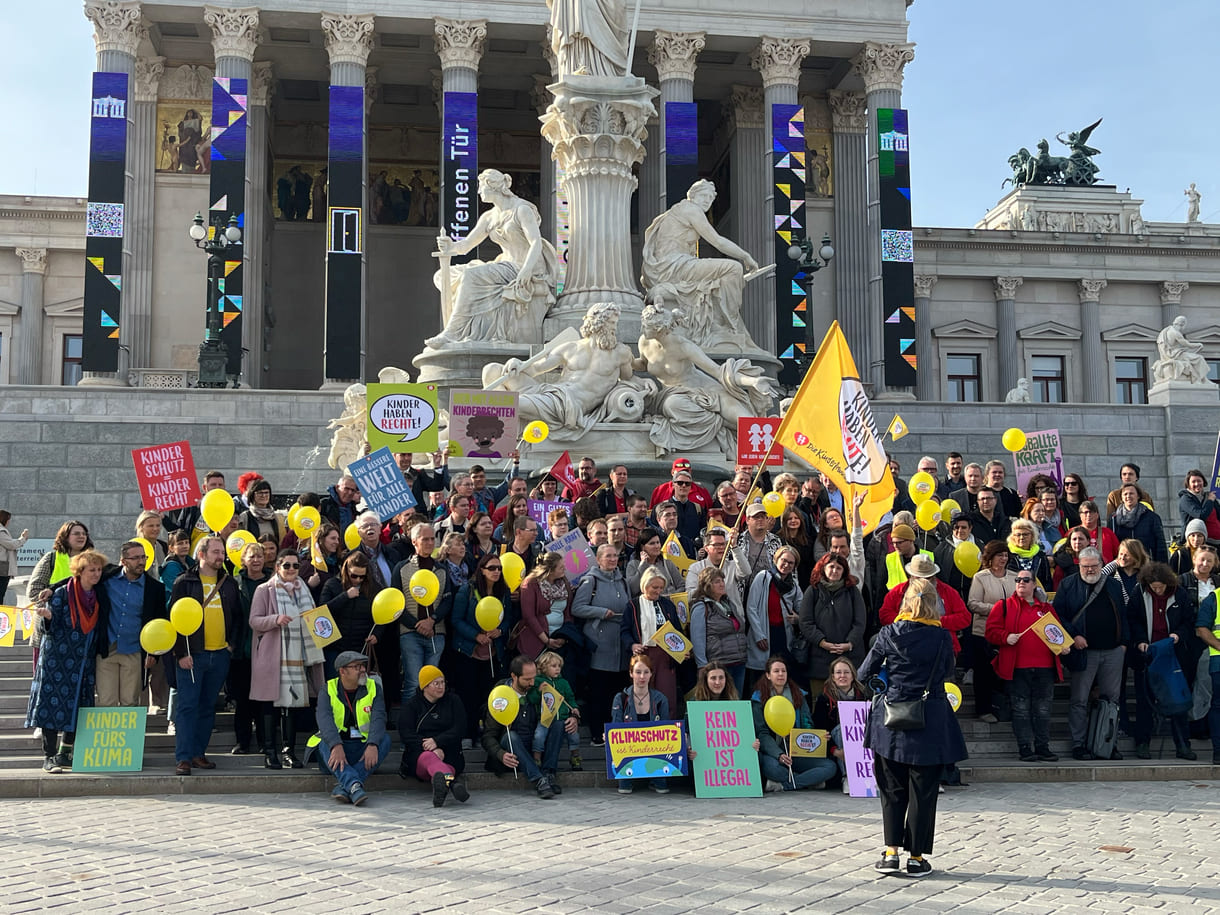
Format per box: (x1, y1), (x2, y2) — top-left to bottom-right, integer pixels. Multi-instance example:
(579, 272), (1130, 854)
(882, 636), (946, 731)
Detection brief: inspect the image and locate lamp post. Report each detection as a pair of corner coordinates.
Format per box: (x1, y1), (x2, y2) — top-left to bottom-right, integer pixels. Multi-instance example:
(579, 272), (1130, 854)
(786, 233), (835, 378)
(189, 212), (242, 388)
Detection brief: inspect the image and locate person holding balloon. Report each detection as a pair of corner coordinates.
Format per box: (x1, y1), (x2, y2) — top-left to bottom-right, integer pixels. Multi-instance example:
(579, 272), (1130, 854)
(302, 521), (343, 602)
(751, 656), (838, 792)
(481, 656), (563, 799)
(451, 553), (512, 743)
(320, 552), (380, 681)
(391, 523), (450, 702)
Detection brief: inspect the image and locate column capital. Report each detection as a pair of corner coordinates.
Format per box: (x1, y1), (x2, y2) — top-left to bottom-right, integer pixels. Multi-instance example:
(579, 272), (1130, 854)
(250, 60), (275, 106)
(532, 73), (553, 118)
(83, 0), (143, 58)
(133, 55), (165, 103)
(203, 6), (261, 61)
(913, 275), (937, 298)
(993, 275), (1023, 300)
(727, 84), (765, 130)
(852, 41), (916, 95)
(541, 25), (558, 78)
(1160, 280), (1189, 306)
(15, 248), (48, 276)
(649, 30), (705, 83)
(433, 17), (487, 72)
(1077, 278), (1107, 303)
(827, 89), (867, 133)
(750, 36), (810, 89)
(321, 12), (375, 68)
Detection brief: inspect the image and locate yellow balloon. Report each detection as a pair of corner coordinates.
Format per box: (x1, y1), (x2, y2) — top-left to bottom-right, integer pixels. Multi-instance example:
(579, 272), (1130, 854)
(945, 682), (963, 713)
(523, 421), (550, 444)
(1001, 427), (1027, 452)
(408, 569), (440, 606)
(140, 618), (176, 655)
(763, 695), (796, 737)
(285, 503), (300, 531)
(371, 588), (406, 625)
(487, 684), (520, 726)
(292, 506), (321, 538)
(475, 595), (504, 631)
(953, 541), (982, 577)
(907, 471), (936, 505)
(226, 530), (256, 569)
(916, 499), (941, 532)
(939, 498), (961, 521)
(762, 491), (785, 518)
(169, 597), (204, 636)
(200, 488), (235, 532)
(131, 537), (156, 571)
(500, 552), (525, 591)
(344, 522), (361, 550)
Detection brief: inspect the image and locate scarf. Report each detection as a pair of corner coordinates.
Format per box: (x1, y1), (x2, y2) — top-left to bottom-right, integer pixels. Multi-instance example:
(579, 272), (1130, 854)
(1112, 502), (1147, 529)
(894, 612), (942, 627)
(821, 579), (845, 593)
(442, 559), (468, 592)
(250, 505), (278, 522)
(638, 597), (665, 644)
(67, 578), (99, 635)
(769, 568), (796, 595)
(273, 575), (323, 707)
(1008, 540), (1040, 559)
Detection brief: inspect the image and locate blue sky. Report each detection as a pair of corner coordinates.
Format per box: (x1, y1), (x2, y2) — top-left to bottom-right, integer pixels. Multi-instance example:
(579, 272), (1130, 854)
(2, 0), (1214, 226)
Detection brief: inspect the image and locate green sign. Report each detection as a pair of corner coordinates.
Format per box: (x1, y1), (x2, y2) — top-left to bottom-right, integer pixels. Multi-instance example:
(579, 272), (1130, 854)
(687, 700), (762, 798)
(73, 706), (147, 772)
(366, 383), (440, 453)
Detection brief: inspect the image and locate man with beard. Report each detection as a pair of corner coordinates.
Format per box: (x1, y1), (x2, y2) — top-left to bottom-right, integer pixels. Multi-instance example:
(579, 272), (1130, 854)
(307, 651), (391, 806)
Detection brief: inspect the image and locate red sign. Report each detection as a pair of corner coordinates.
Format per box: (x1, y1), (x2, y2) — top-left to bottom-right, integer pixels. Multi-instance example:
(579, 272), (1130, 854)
(131, 441), (200, 512)
(736, 417), (783, 466)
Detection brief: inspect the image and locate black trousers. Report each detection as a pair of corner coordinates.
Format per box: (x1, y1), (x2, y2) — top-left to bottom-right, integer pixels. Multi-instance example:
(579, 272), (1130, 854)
(449, 651), (497, 741)
(874, 754), (944, 857)
(227, 658), (262, 750)
(586, 668), (626, 742)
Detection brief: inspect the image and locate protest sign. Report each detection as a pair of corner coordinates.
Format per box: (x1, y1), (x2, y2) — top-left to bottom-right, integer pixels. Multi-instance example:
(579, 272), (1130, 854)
(544, 528), (595, 582)
(528, 499), (568, 526)
(839, 700), (878, 798)
(737, 417), (784, 466)
(687, 701), (762, 797)
(348, 446), (417, 521)
(1209, 431), (1220, 498)
(789, 728), (830, 758)
(539, 682), (565, 727)
(649, 620), (691, 662)
(131, 441), (200, 513)
(302, 606), (342, 650)
(603, 720), (688, 780)
(17, 539), (53, 569)
(366, 383), (439, 453)
(72, 707), (147, 772)
(1013, 428), (1063, 495)
(448, 389), (518, 458)
(661, 531), (694, 574)
(0, 607), (15, 647)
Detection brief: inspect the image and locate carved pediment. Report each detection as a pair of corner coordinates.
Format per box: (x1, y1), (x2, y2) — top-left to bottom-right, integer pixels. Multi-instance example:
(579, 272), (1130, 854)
(1189, 324), (1220, 345)
(1018, 321), (1080, 341)
(44, 297), (84, 317)
(1101, 324), (1159, 343)
(932, 319), (996, 339)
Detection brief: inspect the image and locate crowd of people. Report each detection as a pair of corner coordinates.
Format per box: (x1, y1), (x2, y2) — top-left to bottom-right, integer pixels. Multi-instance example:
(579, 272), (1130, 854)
(17, 450), (1220, 845)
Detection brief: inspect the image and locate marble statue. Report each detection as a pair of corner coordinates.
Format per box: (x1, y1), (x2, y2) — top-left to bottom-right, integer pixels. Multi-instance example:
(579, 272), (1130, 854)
(1129, 212), (1145, 234)
(1004, 377), (1032, 403)
(481, 302), (652, 439)
(546, 0), (630, 78)
(1154, 315), (1211, 385)
(1185, 183), (1201, 222)
(425, 169), (558, 350)
(635, 301), (777, 453)
(327, 383), (368, 469)
(641, 179), (762, 351)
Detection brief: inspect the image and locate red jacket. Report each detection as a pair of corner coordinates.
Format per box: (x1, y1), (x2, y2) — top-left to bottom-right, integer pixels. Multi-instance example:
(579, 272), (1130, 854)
(879, 579), (970, 655)
(1085, 525), (1119, 563)
(984, 594), (1064, 681)
(649, 481), (712, 510)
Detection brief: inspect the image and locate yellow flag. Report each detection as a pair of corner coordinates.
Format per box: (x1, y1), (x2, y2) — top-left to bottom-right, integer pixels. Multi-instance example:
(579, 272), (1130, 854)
(773, 321), (897, 534)
(539, 682), (562, 727)
(1028, 612), (1069, 655)
(744, 485), (763, 506)
(788, 728), (830, 757)
(0, 606), (16, 648)
(17, 606), (35, 637)
(665, 591), (690, 626)
(662, 531), (695, 574)
(887, 414), (909, 441)
(302, 606), (343, 650)
(649, 620), (692, 663)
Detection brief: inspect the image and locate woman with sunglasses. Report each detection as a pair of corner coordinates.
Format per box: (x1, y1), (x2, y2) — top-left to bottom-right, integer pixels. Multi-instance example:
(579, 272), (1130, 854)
(320, 551), (379, 679)
(450, 553), (510, 743)
(1059, 475), (1090, 529)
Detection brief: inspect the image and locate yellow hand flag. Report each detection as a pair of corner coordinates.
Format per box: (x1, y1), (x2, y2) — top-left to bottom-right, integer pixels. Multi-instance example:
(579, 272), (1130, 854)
(887, 414), (909, 441)
(17, 606), (35, 637)
(302, 606), (343, 650)
(539, 682), (563, 727)
(662, 531), (695, 574)
(0, 606), (16, 648)
(1028, 612), (1069, 655)
(788, 728), (830, 757)
(665, 591), (690, 626)
(649, 620), (692, 663)
(773, 321), (897, 534)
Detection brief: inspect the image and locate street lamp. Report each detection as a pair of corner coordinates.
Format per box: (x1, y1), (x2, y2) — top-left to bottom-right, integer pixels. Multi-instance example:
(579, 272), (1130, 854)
(787, 233), (834, 377)
(190, 212), (242, 388)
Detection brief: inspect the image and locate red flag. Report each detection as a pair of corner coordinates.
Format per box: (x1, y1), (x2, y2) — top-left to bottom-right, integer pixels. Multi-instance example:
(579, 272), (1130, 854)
(548, 450), (579, 490)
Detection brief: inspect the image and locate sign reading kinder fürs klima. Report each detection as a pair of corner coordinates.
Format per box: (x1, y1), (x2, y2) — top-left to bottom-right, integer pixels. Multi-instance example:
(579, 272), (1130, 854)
(73, 707), (147, 772)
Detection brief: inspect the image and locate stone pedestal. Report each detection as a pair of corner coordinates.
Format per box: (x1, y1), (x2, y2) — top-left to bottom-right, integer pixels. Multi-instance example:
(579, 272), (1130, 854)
(977, 184), (1146, 235)
(542, 75), (658, 341)
(1148, 380), (1219, 406)
(413, 341), (532, 396)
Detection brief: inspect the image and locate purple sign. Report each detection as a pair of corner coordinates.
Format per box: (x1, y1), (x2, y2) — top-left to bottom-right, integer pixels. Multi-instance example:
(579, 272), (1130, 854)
(441, 91), (478, 243)
(838, 700), (879, 798)
(1210, 431), (1220, 498)
(1013, 428), (1063, 495)
(528, 499), (568, 526)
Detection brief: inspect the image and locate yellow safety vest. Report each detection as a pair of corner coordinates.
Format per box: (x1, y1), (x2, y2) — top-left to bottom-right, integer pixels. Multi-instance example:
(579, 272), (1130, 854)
(1207, 594), (1220, 657)
(307, 677), (378, 747)
(885, 549), (934, 591)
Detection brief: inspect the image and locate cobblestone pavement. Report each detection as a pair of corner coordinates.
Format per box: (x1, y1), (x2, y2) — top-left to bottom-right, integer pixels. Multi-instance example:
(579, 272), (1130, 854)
(2, 779), (1219, 913)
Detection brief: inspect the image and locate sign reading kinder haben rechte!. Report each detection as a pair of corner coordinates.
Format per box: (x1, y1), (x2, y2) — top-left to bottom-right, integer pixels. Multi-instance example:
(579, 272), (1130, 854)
(686, 700), (762, 798)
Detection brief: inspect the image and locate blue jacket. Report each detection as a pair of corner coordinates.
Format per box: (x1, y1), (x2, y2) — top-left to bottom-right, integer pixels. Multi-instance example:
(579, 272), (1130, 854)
(621, 595), (682, 661)
(858, 620), (967, 766)
(450, 582), (510, 663)
(610, 686), (669, 722)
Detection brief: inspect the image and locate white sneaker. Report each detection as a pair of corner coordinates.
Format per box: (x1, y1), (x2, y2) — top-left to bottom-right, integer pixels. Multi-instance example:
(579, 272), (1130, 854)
(842, 780), (851, 794)
(765, 779), (784, 793)
(166, 722), (176, 735)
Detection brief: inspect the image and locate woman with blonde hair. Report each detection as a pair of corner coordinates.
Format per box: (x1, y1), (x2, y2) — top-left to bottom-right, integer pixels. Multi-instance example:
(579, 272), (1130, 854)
(134, 510), (168, 577)
(1006, 518), (1050, 588)
(518, 551), (574, 660)
(622, 566), (686, 714)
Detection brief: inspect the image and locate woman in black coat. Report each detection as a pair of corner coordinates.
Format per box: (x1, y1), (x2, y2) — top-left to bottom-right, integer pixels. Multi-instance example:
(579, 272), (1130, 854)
(798, 554), (866, 696)
(397, 664), (469, 807)
(320, 552), (378, 679)
(1109, 483), (1168, 564)
(858, 578), (967, 878)
(1127, 563), (1196, 760)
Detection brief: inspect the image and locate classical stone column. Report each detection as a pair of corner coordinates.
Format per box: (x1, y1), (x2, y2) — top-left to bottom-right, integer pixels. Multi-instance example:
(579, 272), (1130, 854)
(246, 61), (274, 386)
(321, 12), (375, 386)
(532, 73), (557, 241)
(80, 0), (141, 386)
(828, 89), (869, 377)
(993, 276), (1023, 396)
(434, 17), (487, 238)
(126, 54), (163, 375)
(649, 30), (705, 210)
(14, 248), (48, 385)
(749, 37), (809, 358)
(1160, 281), (1189, 328)
(913, 274), (936, 401)
(853, 41), (915, 394)
(727, 85), (769, 351)
(638, 111), (662, 239)
(1078, 279), (1108, 403)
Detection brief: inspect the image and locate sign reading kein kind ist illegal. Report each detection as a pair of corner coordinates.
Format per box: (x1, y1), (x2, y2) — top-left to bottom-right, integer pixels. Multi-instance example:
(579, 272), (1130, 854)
(687, 701), (763, 797)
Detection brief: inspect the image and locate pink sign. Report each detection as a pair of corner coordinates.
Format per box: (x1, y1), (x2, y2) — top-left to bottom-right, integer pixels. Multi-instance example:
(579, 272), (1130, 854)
(838, 700), (879, 798)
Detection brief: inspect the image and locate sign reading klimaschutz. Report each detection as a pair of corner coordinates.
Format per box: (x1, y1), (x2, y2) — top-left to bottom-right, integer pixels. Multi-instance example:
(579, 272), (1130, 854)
(442, 91), (478, 245)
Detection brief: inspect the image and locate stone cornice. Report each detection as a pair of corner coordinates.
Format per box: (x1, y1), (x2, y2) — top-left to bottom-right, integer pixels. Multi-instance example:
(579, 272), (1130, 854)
(83, 0), (143, 58)
(751, 36), (810, 89)
(649, 30), (705, 83)
(203, 6), (261, 62)
(433, 17), (487, 72)
(852, 41), (915, 94)
(321, 12), (375, 68)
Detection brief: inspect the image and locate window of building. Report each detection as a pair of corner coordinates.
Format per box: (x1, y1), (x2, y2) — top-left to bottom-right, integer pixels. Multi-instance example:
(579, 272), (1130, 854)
(1030, 355), (1065, 403)
(62, 335), (83, 386)
(945, 353), (981, 402)
(1114, 357), (1148, 404)
(1208, 360), (1220, 399)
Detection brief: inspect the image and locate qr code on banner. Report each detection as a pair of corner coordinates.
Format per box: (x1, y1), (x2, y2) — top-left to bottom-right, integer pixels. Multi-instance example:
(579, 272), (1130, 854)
(86, 202), (124, 238)
(880, 229), (913, 263)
